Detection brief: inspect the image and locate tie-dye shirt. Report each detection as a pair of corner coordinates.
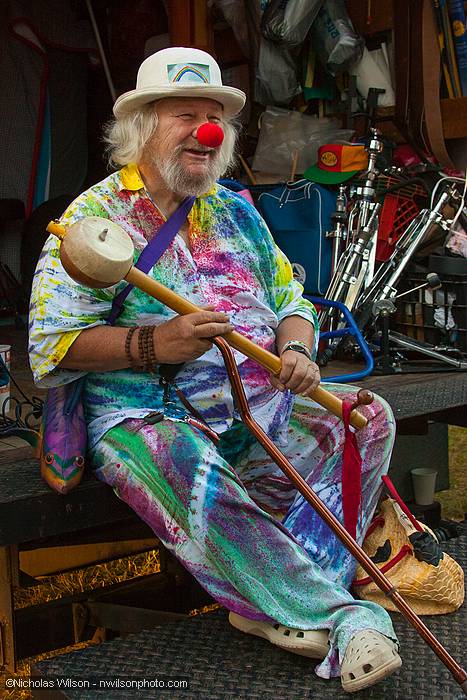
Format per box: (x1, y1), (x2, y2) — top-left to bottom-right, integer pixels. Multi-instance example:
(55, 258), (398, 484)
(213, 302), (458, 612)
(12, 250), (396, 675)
(29, 165), (318, 448)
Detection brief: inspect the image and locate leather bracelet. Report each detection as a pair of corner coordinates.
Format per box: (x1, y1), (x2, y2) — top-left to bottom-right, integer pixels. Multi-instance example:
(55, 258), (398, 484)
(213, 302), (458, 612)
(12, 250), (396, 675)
(280, 340), (313, 362)
(124, 326), (139, 370)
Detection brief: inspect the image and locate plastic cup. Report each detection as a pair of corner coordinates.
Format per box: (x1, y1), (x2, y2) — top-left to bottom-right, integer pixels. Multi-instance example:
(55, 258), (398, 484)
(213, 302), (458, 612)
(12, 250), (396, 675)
(411, 467), (438, 506)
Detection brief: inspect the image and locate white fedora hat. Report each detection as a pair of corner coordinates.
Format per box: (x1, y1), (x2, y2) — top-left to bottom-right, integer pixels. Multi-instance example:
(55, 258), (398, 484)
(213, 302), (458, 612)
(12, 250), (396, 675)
(113, 46), (246, 119)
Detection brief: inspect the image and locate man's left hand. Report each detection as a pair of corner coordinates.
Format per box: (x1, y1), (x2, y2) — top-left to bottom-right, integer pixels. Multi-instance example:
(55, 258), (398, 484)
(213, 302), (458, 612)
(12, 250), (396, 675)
(269, 350), (321, 397)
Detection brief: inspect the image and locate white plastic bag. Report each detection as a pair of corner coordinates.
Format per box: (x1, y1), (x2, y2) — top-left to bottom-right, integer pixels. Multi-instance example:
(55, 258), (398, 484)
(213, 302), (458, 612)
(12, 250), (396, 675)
(244, 0), (302, 105)
(311, 0), (364, 75)
(261, 0), (323, 48)
(349, 46), (395, 107)
(252, 106), (354, 176)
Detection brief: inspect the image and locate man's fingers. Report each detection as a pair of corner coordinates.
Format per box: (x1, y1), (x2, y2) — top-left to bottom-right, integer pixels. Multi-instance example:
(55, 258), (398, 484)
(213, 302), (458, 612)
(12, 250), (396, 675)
(279, 353), (321, 394)
(190, 310), (231, 326)
(279, 352), (298, 385)
(193, 339), (213, 356)
(269, 374), (286, 392)
(293, 366), (320, 395)
(193, 321), (234, 338)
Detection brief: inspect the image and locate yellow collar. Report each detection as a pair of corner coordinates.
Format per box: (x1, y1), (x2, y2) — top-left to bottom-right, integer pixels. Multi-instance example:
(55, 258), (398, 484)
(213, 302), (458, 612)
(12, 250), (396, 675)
(119, 163), (144, 191)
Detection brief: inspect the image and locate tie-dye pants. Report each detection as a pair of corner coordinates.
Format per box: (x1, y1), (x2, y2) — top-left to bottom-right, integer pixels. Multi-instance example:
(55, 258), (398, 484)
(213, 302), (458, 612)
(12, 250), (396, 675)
(89, 384), (397, 678)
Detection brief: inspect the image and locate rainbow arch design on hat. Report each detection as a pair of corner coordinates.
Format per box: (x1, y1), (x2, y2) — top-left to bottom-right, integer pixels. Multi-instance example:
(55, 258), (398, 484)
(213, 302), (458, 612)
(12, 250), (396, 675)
(168, 63), (210, 84)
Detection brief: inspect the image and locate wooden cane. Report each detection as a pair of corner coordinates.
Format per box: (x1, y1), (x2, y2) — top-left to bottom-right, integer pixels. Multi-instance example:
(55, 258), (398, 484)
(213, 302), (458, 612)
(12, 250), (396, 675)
(47, 217), (367, 430)
(214, 333), (467, 694)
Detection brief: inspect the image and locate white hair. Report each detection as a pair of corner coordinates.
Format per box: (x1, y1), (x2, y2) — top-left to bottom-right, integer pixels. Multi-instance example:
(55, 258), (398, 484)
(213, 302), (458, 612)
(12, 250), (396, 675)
(104, 102), (239, 177)
(104, 104), (159, 167)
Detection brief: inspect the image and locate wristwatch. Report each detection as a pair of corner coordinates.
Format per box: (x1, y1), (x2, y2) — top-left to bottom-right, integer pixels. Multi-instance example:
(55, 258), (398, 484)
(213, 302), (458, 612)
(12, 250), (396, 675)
(280, 340), (313, 362)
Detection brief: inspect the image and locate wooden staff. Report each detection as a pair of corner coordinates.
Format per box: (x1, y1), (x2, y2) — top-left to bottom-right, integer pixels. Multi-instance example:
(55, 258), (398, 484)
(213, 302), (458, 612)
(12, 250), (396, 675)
(47, 218), (367, 430)
(215, 333), (467, 693)
(239, 155), (257, 186)
(289, 149), (299, 182)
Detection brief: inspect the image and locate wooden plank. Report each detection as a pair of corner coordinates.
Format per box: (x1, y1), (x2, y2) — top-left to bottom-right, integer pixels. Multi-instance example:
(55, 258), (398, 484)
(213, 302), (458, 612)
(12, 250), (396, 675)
(0, 460), (139, 547)
(0, 445), (34, 465)
(441, 96), (467, 138)
(0, 545), (17, 672)
(346, 0), (393, 34)
(322, 366), (467, 423)
(20, 539), (158, 577)
(168, 0), (193, 46)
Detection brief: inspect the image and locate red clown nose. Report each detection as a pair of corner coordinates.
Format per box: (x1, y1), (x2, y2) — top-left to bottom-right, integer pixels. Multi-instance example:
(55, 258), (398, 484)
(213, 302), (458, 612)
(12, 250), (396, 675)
(196, 122), (224, 148)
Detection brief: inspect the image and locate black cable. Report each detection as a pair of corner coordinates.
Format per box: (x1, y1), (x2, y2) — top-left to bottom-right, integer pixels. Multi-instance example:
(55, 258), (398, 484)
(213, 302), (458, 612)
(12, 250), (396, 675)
(0, 354), (43, 430)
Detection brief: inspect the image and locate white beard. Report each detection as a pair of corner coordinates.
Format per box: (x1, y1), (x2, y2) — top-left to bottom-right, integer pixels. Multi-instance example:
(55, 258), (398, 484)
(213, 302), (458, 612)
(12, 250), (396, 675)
(152, 144), (220, 196)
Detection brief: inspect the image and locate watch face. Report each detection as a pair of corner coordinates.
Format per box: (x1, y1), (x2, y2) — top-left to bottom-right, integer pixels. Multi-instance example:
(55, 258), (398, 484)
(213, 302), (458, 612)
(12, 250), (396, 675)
(291, 346), (307, 355)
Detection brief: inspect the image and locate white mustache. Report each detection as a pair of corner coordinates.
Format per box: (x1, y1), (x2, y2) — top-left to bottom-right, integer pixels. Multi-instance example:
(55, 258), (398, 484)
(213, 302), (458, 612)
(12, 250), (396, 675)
(177, 142), (214, 154)
(184, 147), (213, 153)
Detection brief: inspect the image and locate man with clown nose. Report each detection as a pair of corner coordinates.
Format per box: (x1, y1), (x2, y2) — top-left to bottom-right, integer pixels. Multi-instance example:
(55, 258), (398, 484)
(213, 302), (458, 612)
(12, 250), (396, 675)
(29, 46), (400, 693)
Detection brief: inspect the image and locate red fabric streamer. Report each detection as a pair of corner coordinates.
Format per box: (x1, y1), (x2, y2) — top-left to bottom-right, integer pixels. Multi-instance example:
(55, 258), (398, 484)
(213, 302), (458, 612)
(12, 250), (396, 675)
(341, 399), (363, 539)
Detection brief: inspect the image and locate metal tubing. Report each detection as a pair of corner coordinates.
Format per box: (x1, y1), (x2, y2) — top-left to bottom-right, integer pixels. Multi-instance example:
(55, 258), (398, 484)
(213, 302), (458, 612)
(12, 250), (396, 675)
(357, 191), (449, 311)
(308, 297), (374, 383)
(85, 0), (117, 102)
(388, 332), (467, 369)
(213, 335), (467, 692)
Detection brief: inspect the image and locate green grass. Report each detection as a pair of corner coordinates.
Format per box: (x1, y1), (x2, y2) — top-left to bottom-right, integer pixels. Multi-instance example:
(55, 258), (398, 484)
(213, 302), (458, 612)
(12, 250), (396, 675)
(437, 425), (467, 521)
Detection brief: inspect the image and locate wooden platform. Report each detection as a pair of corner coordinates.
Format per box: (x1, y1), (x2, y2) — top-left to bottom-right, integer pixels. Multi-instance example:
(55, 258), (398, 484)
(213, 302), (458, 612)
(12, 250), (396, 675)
(32, 526), (467, 700)
(356, 370), (467, 426)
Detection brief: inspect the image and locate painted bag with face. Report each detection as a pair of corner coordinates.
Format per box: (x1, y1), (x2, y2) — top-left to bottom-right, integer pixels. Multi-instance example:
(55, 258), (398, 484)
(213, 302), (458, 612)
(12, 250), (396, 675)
(353, 497), (464, 615)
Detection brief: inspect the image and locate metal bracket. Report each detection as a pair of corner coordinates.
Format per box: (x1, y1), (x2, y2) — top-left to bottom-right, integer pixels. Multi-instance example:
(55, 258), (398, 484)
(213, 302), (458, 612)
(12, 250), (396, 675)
(73, 601), (187, 641)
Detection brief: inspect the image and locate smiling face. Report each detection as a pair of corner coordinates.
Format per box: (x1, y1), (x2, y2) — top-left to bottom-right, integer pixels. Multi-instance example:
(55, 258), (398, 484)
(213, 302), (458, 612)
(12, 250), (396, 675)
(143, 96), (230, 196)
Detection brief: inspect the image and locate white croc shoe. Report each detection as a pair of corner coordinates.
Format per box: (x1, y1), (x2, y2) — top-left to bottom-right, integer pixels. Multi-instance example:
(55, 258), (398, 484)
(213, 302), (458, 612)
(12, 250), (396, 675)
(229, 611), (329, 659)
(341, 629), (402, 693)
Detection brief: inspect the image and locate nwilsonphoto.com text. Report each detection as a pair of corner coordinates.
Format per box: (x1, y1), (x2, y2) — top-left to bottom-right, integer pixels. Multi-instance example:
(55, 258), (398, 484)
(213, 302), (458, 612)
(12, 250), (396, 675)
(4, 675), (190, 690)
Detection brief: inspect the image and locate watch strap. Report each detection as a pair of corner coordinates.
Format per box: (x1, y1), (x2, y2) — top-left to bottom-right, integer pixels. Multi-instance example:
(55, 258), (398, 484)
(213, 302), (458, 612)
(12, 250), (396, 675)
(280, 340), (313, 361)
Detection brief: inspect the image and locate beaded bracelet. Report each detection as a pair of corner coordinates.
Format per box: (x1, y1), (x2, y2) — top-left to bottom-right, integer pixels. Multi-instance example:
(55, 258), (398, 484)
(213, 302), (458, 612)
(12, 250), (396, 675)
(146, 326), (157, 371)
(138, 325), (158, 373)
(124, 326), (139, 370)
(137, 325), (146, 369)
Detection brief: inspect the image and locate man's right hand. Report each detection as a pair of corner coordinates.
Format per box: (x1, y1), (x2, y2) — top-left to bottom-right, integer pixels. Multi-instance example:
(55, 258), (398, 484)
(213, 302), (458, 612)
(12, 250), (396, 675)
(152, 309), (233, 364)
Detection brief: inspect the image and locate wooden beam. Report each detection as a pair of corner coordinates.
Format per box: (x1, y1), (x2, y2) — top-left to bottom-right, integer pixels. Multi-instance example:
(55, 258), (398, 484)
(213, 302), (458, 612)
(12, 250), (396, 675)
(167, 0), (213, 53)
(20, 540), (158, 577)
(441, 97), (467, 139)
(0, 545), (18, 672)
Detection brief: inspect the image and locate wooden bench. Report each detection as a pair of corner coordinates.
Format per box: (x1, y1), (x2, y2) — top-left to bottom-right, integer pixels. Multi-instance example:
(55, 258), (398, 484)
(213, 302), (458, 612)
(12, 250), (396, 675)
(0, 447), (211, 672)
(1, 370), (466, 672)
